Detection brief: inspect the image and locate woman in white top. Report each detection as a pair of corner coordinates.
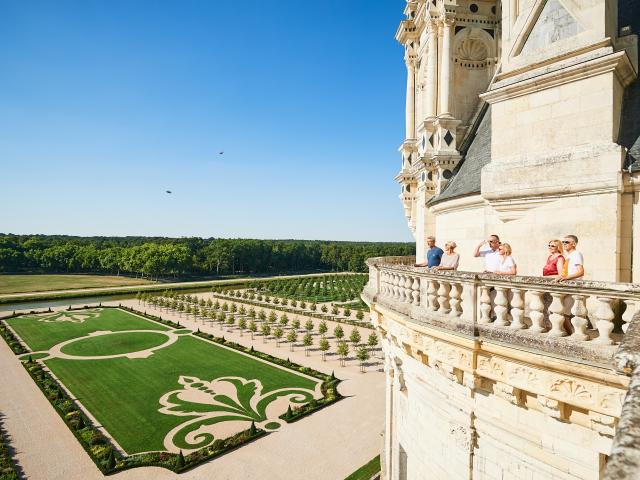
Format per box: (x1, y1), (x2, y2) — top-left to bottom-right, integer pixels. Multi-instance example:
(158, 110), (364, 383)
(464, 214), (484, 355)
(495, 243), (517, 276)
(434, 241), (460, 271)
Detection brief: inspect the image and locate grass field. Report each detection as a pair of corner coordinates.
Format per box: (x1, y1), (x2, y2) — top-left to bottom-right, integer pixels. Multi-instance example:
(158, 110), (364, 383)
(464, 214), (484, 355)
(0, 274), (156, 295)
(6, 308), (168, 351)
(7, 308), (322, 455)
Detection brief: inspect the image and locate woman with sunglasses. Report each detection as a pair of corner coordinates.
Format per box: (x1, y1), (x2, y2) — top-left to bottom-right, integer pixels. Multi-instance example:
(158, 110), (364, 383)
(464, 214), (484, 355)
(542, 239), (565, 277)
(495, 243), (517, 276)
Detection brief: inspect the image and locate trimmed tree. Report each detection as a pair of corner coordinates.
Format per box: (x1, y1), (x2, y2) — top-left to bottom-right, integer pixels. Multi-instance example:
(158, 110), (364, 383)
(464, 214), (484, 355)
(367, 332), (378, 354)
(238, 317), (247, 336)
(249, 320), (258, 340)
(356, 345), (370, 372)
(349, 328), (361, 346)
(303, 332), (313, 356)
(261, 323), (271, 343)
(292, 318), (301, 331)
(319, 337), (330, 361)
(305, 319), (314, 332)
(273, 326), (284, 347)
(286, 329), (298, 351)
(356, 310), (365, 321)
(318, 320), (328, 336)
(334, 325), (344, 341)
(337, 340), (350, 367)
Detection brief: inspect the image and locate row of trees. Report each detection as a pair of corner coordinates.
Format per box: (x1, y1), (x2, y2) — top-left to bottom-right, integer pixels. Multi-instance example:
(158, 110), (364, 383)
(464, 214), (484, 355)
(0, 235), (414, 277)
(142, 293), (378, 371)
(215, 287), (367, 320)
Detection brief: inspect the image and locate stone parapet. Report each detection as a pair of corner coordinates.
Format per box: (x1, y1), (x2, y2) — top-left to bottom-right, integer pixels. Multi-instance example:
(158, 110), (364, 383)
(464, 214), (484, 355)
(365, 255), (635, 479)
(364, 256), (640, 367)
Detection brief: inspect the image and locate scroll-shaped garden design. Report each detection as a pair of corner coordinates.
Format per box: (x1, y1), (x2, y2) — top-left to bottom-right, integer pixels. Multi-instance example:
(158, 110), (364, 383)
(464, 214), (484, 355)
(159, 375), (317, 451)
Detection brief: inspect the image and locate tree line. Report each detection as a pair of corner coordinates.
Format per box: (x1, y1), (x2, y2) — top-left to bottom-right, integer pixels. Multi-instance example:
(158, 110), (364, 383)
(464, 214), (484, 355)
(0, 234), (414, 278)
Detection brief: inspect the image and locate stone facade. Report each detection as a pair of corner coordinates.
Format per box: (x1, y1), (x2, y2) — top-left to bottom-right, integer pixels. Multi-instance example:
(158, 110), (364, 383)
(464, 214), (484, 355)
(396, 0), (639, 282)
(367, 2), (640, 478)
(363, 260), (639, 479)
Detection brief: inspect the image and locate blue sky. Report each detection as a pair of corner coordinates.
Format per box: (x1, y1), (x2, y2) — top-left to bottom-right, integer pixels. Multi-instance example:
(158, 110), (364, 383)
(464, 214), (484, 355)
(0, 0), (412, 242)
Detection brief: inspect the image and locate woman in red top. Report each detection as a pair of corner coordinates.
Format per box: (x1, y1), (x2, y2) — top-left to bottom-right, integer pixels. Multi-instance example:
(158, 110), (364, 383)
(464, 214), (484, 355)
(543, 239), (565, 277)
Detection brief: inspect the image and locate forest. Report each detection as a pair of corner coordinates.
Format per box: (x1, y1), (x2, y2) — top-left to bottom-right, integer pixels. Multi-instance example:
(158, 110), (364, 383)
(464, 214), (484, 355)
(0, 234), (414, 278)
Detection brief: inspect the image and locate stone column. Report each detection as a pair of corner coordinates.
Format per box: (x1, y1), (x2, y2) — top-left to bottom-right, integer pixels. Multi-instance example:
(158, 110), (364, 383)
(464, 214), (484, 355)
(405, 59), (416, 139)
(438, 17), (455, 117)
(425, 21), (438, 119)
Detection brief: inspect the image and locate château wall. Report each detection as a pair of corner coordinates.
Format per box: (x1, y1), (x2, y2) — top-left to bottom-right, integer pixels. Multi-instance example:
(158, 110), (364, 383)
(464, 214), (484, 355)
(363, 258), (637, 480)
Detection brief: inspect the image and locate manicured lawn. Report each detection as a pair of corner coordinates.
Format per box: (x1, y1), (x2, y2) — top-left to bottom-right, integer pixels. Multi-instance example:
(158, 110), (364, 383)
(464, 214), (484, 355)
(60, 331), (170, 357)
(47, 335), (319, 453)
(0, 274), (155, 294)
(8, 308), (322, 455)
(5, 308), (168, 351)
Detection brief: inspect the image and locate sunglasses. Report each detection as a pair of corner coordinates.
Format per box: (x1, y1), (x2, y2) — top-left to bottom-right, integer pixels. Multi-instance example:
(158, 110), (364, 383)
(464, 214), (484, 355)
(548, 245), (556, 248)
(562, 241), (572, 244)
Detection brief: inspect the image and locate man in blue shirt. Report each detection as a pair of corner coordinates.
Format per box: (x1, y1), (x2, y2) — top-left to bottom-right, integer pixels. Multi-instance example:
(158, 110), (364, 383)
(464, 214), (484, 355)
(415, 236), (443, 268)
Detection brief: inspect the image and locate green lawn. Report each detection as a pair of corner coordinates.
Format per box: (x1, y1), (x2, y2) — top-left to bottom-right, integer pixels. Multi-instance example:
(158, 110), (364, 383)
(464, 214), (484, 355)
(5, 308), (168, 351)
(60, 331), (169, 357)
(0, 274), (155, 295)
(9, 308), (321, 455)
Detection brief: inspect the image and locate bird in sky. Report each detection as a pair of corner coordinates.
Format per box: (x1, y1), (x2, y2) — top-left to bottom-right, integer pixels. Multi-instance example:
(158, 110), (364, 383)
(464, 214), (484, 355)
(165, 190), (172, 194)
(219, 151), (224, 155)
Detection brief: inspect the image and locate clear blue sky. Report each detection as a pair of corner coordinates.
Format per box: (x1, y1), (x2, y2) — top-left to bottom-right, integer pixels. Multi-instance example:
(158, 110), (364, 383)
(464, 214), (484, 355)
(0, 0), (412, 242)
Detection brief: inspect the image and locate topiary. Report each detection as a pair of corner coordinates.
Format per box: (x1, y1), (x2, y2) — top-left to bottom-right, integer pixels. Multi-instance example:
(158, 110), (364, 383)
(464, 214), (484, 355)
(175, 450), (185, 469)
(106, 449), (116, 471)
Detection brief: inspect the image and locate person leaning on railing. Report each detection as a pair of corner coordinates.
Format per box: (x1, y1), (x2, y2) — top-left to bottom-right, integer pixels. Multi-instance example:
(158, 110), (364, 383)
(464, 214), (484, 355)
(558, 234), (584, 280)
(542, 239), (565, 278)
(493, 243), (517, 276)
(432, 241), (459, 271)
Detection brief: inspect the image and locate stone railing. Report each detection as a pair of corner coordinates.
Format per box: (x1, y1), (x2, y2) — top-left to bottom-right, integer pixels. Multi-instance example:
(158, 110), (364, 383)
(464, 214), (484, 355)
(363, 256), (640, 366)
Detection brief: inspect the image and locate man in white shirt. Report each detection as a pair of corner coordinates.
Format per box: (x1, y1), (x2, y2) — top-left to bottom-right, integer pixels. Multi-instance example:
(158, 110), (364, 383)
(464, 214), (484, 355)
(473, 235), (502, 273)
(561, 234), (584, 280)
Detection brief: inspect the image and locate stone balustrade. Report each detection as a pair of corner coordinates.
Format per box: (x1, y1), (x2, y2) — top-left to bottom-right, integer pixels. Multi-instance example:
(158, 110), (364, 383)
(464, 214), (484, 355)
(363, 256), (640, 365)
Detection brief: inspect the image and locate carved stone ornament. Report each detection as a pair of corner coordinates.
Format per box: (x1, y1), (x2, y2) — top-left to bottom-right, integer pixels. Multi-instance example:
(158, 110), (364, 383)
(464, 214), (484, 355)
(549, 379), (593, 404)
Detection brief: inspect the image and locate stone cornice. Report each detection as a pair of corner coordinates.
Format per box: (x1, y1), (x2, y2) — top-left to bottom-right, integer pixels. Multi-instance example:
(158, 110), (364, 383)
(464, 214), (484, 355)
(428, 193), (484, 214)
(481, 50), (637, 104)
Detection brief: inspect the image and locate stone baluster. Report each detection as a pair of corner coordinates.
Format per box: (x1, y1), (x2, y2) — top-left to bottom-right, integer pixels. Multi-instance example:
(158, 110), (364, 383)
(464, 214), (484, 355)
(395, 274), (403, 301)
(420, 278), (430, 309)
(548, 293), (567, 337)
(437, 281), (451, 314)
(493, 287), (510, 327)
(460, 281), (477, 323)
(392, 274), (400, 299)
(570, 294), (589, 341)
(404, 276), (413, 304)
(510, 288), (525, 329)
(411, 277), (421, 306)
(528, 290), (546, 333)
(592, 297), (615, 345)
(449, 283), (462, 317)
(427, 279), (439, 311)
(622, 299), (638, 334)
(479, 285), (492, 324)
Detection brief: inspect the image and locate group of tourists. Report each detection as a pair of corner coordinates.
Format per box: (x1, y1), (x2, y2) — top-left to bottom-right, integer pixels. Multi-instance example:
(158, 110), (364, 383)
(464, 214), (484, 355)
(416, 234), (584, 280)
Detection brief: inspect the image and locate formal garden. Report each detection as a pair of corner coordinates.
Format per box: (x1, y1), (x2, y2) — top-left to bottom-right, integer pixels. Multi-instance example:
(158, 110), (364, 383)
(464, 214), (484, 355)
(140, 291), (379, 372)
(1, 307), (341, 474)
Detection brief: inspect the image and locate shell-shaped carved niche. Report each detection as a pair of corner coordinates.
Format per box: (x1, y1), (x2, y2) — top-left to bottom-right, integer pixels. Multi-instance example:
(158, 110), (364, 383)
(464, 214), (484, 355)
(457, 38), (488, 62)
